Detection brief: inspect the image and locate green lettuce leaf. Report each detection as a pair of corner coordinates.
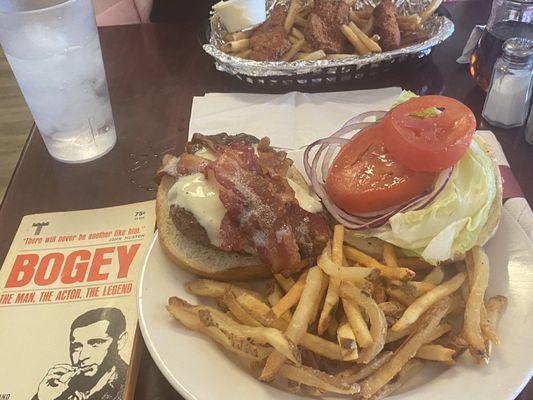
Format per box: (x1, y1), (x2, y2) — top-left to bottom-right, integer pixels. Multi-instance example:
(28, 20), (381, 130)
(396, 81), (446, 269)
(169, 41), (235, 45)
(410, 107), (442, 118)
(391, 90), (419, 108)
(364, 136), (496, 264)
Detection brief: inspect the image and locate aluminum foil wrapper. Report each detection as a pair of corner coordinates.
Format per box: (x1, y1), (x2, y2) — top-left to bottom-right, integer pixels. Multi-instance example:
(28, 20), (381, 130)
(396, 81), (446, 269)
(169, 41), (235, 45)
(203, 0), (454, 81)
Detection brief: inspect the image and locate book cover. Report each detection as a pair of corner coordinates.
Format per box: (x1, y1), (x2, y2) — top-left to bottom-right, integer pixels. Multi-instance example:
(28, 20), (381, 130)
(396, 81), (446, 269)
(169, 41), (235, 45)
(0, 201), (156, 400)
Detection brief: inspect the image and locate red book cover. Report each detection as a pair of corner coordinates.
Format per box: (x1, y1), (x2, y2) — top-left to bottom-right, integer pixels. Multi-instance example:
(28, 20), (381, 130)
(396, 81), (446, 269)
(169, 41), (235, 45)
(0, 201), (156, 400)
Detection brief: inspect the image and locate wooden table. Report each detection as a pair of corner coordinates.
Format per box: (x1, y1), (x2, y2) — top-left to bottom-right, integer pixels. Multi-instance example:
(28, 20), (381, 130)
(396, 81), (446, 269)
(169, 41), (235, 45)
(0, 1), (531, 398)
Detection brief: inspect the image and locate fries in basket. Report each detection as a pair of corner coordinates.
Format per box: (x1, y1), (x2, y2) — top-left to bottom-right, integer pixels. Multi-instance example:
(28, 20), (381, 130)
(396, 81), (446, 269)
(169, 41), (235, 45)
(216, 0), (440, 62)
(167, 225), (507, 398)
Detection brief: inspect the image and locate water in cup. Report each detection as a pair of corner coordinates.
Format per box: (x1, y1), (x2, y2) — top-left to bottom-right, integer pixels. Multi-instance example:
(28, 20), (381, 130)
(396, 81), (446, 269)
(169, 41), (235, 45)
(0, 0), (117, 163)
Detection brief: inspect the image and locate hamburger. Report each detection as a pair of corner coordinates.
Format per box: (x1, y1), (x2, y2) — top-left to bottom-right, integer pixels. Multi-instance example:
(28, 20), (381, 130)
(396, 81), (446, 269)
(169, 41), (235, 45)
(156, 133), (330, 280)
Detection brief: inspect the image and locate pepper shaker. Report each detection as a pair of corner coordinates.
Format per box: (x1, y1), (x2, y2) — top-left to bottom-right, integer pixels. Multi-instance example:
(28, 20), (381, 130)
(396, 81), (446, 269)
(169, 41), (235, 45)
(482, 37), (533, 129)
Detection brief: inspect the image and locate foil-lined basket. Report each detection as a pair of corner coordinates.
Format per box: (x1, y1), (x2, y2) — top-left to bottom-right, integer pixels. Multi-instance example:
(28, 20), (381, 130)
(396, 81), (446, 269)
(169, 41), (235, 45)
(202, 0), (454, 86)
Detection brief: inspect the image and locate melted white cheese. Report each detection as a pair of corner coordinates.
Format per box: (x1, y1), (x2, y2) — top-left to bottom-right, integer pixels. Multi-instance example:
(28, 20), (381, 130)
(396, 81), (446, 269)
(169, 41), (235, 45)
(167, 173), (226, 246)
(167, 169), (323, 248)
(287, 178), (323, 213)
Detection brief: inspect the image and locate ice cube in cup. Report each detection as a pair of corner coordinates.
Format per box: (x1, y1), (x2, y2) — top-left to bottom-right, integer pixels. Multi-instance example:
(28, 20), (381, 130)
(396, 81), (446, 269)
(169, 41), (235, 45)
(0, 0), (117, 163)
(212, 0), (266, 32)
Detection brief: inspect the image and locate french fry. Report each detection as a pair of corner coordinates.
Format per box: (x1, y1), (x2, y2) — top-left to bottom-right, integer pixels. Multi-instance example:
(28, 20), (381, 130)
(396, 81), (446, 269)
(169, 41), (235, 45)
(362, 15), (375, 36)
(234, 49), (252, 59)
(349, 10), (369, 27)
(485, 295), (507, 355)
(420, 0), (443, 23)
(222, 290), (262, 327)
(235, 292), (272, 323)
(337, 316), (359, 360)
(386, 325), (414, 343)
(291, 27), (305, 39)
(326, 54), (356, 60)
(295, 50), (326, 60)
(266, 281), (283, 306)
(424, 266), (445, 285)
(423, 323), (453, 343)
(318, 278), (340, 336)
(196, 307), (301, 364)
(265, 271), (308, 322)
(185, 279), (263, 300)
(284, 0), (300, 33)
(236, 292), (347, 361)
(220, 38), (250, 53)
(344, 233), (384, 258)
(385, 286), (416, 306)
(260, 266), (324, 381)
(398, 14), (422, 31)
(379, 301), (405, 320)
(343, 299), (373, 348)
(294, 14), (308, 27)
(300, 330), (347, 361)
(318, 251), (376, 281)
(360, 297), (451, 397)
(173, 298), (300, 363)
(274, 274), (296, 293)
(352, 9), (372, 19)
(288, 35), (299, 44)
(224, 31), (251, 42)
(336, 351), (393, 383)
(310, 274), (329, 325)
(464, 246), (490, 362)
(382, 242), (398, 268)
(340, 283), (387, 364)
(278, 364), (360, 395)
(341, 24), (371, 55)
(388, 281), (436, 299)
(397, 257), (435, 270)
(392, 272), (465, 331)
(344, 246), (415, 281)
(282, 38), (306, 61)
(349, 22), (382, 53)
(318, 228), (344, 335)
(298, 5), (313, 18)
(167, 297), (271, 361)
(369, 359), (424, 400)
(416, 344), (455, 364)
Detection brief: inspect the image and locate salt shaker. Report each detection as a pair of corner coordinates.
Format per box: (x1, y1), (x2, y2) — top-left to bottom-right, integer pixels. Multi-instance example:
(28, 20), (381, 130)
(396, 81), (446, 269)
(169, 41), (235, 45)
(482, 37), (533, 129)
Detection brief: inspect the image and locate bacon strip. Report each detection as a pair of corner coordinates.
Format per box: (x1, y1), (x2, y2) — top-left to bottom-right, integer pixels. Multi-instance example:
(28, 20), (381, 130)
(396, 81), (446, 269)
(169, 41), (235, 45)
(213, 148), (302, 273)
(155, 153), (210, 182)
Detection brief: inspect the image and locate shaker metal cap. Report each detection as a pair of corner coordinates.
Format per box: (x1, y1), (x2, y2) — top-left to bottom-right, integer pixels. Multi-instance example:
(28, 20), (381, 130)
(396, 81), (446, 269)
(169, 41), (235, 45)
(502, 37), (533, 64)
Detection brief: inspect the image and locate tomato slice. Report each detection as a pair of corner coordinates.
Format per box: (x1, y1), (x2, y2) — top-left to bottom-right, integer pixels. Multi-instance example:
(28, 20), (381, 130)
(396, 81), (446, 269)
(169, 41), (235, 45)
(382, 95), (476, 172)
(325, 124), (436, 214)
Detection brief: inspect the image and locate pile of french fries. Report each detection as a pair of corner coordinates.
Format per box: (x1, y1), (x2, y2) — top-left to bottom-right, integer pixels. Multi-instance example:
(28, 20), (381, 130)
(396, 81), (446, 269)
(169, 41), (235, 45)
(219, 0), (443, 62)
(167, 225), (507, 399)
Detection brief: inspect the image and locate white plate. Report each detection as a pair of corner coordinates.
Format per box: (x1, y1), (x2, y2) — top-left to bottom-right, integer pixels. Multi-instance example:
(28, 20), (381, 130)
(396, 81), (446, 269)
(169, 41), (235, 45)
(138, 205), (533, 400)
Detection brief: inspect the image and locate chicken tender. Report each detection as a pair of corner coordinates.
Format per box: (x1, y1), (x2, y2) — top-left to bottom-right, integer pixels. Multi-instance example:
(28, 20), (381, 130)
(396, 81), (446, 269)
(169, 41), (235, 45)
(373, 0), (401, 51)
(304, 0), (351, 54)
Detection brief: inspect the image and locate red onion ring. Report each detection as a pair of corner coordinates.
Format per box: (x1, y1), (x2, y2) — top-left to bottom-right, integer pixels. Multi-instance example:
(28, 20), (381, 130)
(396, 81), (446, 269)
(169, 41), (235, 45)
(304, 112), (454, 230)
